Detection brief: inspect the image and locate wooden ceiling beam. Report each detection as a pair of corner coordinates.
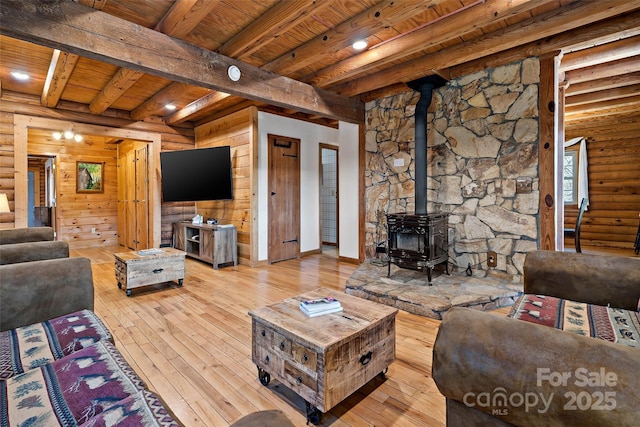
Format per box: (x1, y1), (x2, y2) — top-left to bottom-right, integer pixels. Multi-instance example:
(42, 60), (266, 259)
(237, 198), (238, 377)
(560, 35), (640, 72)
(0, 0), (364, 123)
(565, 95), (640, 119)
(565, 83), (640, 106)
(40, 0), (105, 109)
(333, 1), (640, 97)
(41, 50), (80, 108)
(219, 0), (329, 59)
(165, 91), (230, 125)
(88, 0), (216, 116)
(166, 0), (330, 124)
(565, 56), (640, 85)
(308, 0), (555, 87)
(450, 11), (640, 80)
(130, 82), (192, 120)
(565, 72), (640, 96)
(156, 0), (221, 39)
(264, 0), (440, 76)
(89, 68), (145, 114)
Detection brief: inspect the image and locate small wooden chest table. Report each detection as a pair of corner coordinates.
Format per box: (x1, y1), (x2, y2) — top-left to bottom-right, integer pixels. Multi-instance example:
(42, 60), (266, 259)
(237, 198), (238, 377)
(114, 248), (185, 296)
(249, 287), (398, 424)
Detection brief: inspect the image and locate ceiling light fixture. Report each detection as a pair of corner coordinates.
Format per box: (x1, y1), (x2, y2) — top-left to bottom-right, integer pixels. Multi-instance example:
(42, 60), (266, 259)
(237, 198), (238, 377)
(165, 104), (177, 110)
(352, 40), (368, 50)
(227, 65), (241, 82)
(10, 71), (29, 81)
(52, 130), (83, 142)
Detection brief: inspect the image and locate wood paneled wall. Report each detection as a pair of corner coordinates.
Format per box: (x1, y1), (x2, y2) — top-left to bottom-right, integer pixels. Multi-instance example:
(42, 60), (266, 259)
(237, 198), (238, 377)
(565, 112), (640, 249)
(0, 90), (195, 247)
(195, 106), (258, 266)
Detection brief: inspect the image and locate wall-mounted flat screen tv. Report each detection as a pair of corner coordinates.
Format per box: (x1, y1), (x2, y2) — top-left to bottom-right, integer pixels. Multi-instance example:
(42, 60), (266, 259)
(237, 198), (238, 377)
(160, 146), (233, 202)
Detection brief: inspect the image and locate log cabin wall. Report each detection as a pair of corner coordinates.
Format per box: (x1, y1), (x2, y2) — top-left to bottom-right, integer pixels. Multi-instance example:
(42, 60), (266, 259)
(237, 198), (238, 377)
(0, 91), (195, 247)
(565, 111), (640, 250)
(194, 106), (258, 266)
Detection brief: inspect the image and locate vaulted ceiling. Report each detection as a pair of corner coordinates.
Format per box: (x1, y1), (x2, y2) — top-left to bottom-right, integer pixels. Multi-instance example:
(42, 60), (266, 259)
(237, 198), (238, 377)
(0, 0), (638, 128)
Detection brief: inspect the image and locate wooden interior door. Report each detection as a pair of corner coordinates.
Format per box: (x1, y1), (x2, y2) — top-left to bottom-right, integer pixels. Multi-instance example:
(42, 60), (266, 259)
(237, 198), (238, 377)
(135, 146), (149, 249)
(117, 141), (150, 250)
(125, 150), (136, 249)
(117, 151), (127, 246)
(268, 134), (300, 263)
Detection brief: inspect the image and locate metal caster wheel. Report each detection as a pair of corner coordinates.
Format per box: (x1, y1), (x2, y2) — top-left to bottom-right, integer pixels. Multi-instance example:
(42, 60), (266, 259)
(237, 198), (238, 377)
(305, 402), (322, 425)
(126, 289), (132, 297)
(258, 367), (270, 386)
(379, 366), (389, 377)
(178, 278), (183, 286)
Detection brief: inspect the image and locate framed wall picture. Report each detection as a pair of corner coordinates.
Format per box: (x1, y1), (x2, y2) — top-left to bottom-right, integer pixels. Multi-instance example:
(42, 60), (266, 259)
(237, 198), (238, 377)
(76, 161), (104, 193)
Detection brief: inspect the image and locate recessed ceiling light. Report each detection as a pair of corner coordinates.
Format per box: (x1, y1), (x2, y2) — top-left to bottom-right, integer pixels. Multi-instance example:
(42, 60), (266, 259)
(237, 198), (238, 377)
(352, 40), (368, 50)
(165, 104), (177, 110)
(10, 71), (29, 81)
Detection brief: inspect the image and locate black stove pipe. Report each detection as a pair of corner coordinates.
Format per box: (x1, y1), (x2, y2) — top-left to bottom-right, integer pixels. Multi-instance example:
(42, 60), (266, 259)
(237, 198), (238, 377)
(407, 75), (447, 214)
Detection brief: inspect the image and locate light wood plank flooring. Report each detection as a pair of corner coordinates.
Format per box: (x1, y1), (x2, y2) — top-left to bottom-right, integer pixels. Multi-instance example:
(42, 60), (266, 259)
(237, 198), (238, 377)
(71, 246), (448, 427)
(70, 244), (636, 426)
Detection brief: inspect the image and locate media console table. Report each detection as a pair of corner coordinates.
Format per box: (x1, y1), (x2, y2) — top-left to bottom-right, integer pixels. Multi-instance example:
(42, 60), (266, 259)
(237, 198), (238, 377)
(174, 221), (238, 269)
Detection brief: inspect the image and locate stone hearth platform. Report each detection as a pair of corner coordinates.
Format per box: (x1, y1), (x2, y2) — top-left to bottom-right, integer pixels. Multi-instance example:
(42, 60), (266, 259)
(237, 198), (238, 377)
(345, 261), (523, 320)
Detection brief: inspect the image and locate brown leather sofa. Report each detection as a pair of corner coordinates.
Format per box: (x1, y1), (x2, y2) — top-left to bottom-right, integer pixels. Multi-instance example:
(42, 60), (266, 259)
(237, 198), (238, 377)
(0, 240), (69, 264)
(0, 226), (54, 244)
(0, 257), (93, 330)
(432, 250), (640, 426)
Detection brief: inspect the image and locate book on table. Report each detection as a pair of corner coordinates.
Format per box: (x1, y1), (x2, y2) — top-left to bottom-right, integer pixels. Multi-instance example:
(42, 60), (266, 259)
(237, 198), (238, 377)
(301, 305), (344, 317)
(299, 297), (342, 317)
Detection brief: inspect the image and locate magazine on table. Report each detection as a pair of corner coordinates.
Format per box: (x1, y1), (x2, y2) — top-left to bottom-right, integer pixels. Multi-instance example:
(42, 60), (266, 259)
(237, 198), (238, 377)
(299, 297), (341, 313)
(300, 305), (343, 317)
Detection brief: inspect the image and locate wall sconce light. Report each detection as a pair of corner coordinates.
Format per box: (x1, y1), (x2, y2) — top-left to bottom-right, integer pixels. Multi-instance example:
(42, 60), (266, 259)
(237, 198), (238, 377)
(52, 130), (83, 142)
(0, 193), (10, 213)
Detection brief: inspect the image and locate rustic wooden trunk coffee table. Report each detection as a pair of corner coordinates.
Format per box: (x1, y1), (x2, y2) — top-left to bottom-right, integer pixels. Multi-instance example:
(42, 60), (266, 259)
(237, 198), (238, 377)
(249, 287), (398, 424)
(114, 247), (185, 296)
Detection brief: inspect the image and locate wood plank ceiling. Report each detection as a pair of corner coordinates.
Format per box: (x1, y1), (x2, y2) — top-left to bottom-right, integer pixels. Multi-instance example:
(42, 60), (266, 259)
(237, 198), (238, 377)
(0, 0), (639, 128)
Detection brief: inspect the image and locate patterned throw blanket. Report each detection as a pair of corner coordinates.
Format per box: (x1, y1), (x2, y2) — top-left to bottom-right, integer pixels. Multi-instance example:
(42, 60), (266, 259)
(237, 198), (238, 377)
(0, 310), (112, 380)
(509, 294), (640, 348)
(0, 340), (178, 426)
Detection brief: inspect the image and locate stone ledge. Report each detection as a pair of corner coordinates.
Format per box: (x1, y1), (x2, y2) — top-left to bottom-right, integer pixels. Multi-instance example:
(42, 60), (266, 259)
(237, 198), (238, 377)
(345, 261), (523, 319)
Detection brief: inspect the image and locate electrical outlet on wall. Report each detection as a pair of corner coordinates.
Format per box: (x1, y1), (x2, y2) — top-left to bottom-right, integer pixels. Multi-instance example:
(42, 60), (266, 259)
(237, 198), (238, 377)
(516, 177), (532, 194)
(487, 251), (497, 267)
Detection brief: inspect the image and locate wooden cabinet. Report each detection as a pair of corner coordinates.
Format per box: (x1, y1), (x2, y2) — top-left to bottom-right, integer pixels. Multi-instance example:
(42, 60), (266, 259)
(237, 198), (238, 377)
(174, 222), (237, 269)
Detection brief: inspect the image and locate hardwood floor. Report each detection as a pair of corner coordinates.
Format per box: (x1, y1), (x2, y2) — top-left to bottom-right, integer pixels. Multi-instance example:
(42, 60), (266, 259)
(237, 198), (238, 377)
(71, 246), (447, 427)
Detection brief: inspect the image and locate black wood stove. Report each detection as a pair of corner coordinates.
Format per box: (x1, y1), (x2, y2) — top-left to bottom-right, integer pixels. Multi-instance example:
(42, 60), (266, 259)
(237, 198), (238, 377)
(386, 75), (449, 285)
(387, 213), (449, 284)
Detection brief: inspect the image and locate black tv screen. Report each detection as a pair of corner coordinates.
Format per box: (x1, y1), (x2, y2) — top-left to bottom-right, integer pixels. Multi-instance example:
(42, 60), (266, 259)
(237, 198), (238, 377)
(160, 146), (233, 202)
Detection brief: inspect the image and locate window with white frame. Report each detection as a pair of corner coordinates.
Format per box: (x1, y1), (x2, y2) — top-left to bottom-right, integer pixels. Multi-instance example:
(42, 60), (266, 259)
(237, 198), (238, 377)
(563, 150), (577, 204)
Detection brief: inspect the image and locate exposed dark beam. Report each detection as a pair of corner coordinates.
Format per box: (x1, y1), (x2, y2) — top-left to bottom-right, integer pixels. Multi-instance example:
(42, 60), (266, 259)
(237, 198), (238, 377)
(0, 0), (364, 124)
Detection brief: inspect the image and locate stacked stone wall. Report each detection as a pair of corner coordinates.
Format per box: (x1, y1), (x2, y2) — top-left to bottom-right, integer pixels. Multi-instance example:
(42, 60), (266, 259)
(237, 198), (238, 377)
(365, 58), (540, 281)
